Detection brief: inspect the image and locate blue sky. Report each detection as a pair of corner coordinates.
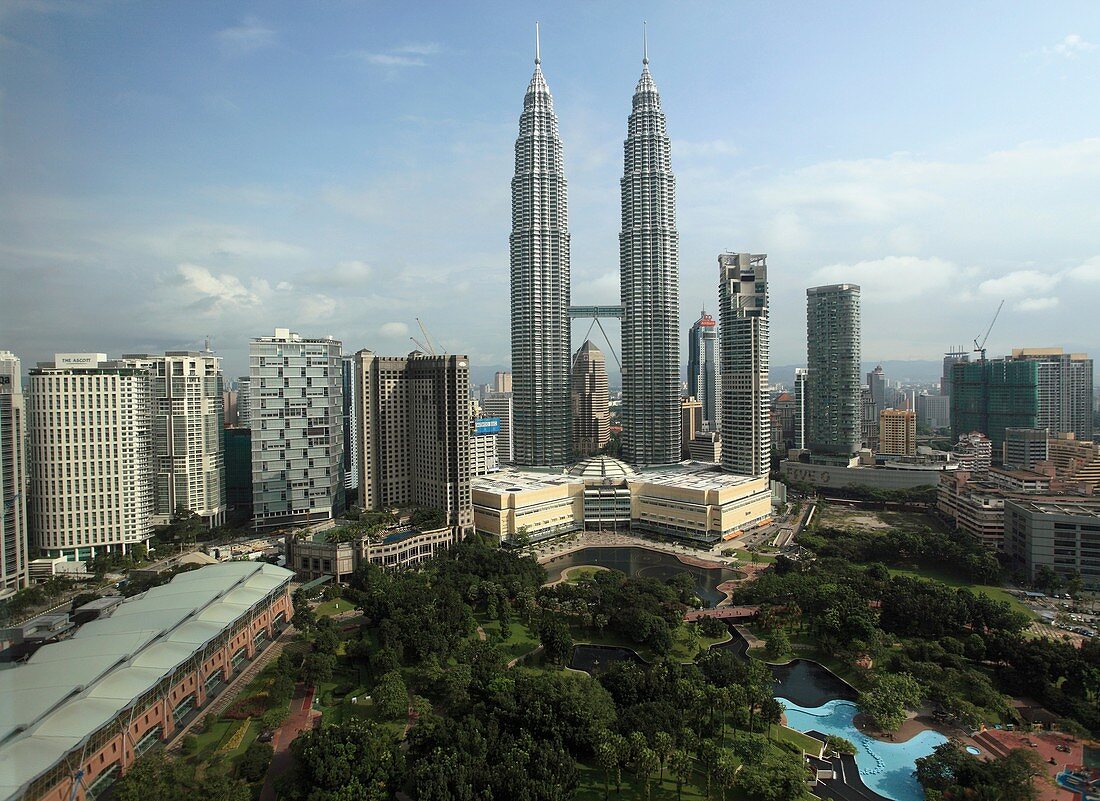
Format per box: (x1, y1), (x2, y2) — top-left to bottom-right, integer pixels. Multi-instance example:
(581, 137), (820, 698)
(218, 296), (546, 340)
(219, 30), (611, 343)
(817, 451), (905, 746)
(2, 0), (1099, 380)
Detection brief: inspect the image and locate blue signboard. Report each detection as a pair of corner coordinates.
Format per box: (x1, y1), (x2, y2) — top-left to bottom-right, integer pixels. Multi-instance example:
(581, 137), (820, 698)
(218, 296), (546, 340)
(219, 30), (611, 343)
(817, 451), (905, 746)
(475, 417), (501, 435)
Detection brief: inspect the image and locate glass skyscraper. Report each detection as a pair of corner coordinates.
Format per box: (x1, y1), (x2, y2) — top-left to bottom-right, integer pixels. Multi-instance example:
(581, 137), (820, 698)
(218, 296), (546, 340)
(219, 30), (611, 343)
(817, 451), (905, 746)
(687, 310), (718, 431)
(806, 284), (862, 458)
(509, 33), (571, 466)
(620, 48), (680, 466)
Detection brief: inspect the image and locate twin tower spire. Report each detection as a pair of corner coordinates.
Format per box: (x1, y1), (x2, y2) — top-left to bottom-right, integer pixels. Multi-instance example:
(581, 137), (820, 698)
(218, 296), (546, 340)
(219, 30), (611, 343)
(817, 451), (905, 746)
(509, 25), (680, 467)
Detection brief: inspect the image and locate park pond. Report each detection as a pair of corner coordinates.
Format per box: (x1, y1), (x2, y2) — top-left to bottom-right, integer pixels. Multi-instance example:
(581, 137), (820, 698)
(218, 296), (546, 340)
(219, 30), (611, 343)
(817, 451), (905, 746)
(542, 546), (742, 607)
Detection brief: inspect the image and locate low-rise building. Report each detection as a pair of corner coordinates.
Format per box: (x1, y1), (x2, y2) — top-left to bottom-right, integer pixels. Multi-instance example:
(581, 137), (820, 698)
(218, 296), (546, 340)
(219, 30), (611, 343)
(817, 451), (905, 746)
(783, 447), (959, 491)
(0, 562), (293, 801)
(688, 432), (722, 463)
(472, 456), (772, 545)
(286, 522), (455, 582)
(953, 432), (993, 476)
(1047, 433), (1100, 488)
(1005, 498), (1100, 589)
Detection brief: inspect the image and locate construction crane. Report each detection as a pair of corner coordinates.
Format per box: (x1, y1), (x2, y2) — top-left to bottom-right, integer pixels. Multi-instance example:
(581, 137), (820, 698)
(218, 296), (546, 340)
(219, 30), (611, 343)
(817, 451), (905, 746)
(973, 299), (1005, 362)
(415, 318), (446, 356)
(409, 336), (432, 354)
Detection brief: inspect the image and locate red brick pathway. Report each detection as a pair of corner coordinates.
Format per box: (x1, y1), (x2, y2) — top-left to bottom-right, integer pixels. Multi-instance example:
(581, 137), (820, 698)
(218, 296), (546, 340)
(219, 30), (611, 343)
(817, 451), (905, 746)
(259, 683), (319, 801)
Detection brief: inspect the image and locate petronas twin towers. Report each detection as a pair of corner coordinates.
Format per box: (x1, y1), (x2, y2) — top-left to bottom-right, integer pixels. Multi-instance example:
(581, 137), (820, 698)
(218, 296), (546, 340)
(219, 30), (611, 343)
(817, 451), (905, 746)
(510, 28), (680, 467)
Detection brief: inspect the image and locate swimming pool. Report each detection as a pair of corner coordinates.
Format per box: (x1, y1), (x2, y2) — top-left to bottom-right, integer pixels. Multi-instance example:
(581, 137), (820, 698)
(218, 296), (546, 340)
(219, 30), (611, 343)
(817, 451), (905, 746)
(780, 698), (947, 801)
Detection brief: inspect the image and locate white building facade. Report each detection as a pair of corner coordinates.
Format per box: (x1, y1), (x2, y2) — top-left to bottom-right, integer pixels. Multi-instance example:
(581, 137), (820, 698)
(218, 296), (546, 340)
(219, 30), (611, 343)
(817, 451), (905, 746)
(28, 354), (154, 559)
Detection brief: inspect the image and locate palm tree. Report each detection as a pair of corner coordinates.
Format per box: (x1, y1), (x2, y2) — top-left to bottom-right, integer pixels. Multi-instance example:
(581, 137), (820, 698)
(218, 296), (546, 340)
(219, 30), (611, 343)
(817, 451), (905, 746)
(668, 749), (693, 801)
(653, 731), (673, 784)
(635, 747), (660, 801)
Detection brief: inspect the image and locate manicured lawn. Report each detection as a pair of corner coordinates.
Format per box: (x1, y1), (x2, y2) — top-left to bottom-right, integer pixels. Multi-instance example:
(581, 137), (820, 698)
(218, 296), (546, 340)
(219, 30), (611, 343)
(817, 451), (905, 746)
(314, 598), (353, 618)
(566, 565), (610, 583)
(768, 724), (823, 756)
(479, 618), (541, 659)
(887, 567), (1036, 619)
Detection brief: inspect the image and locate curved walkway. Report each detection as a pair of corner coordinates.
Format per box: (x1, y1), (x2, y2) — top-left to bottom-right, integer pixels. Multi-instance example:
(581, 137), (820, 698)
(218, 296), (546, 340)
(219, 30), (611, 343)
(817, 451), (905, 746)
(259, 683), (320, 801)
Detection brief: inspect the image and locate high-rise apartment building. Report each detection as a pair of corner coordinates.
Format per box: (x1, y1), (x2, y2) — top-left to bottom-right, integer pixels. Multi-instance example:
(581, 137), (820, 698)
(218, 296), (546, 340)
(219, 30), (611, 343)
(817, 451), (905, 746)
(718, 253), (770, 477)
(571, 340), (610, 457)
(510, 38), (571, 466)
(123, 352), (225, 527)
(494, 372), (513, 394)
(481, 393), (514, 464)
(793, 368), (808, 450)
(1010, 349), (1093, 442)
(806, 284), (862, 458)
(620, 50), (680, 466)
(249, 329), (344, 529)
(28, 354), (154, 559)
(0, 351), (28, 592)
(342, 356), (359, 497)
(354, 351), (472, 535)
(878, 409), (917, 456)
(237, 376), (252, 428)
(952, 349), (1093, 451)
(687, 310), (718, 430)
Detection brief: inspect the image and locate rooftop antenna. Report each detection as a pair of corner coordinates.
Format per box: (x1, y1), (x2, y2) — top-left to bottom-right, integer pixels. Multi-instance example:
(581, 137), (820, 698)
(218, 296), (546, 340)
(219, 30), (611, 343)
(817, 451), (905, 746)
(535, 20), (540, 65)
(643, 20), (648, 65)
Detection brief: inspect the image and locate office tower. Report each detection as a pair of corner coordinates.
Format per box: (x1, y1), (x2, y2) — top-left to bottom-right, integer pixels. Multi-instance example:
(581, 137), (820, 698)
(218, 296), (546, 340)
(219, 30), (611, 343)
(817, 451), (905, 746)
(222, 388), (238, 427)
(1003, 427), (1049, 471)
(123, 352), (225, 527)
(224, 427), (252, 513)
(342, 356), (359, 497)
(681, 397), (703, 459)
(494, 372), (513, 394)
(620, 46), (680, 466)
(688, 431), (722, 463)
(866, 365), (887, 445)
(471, 417), (501, 476)
(249, 329), (344, 529)
(860, 386), (878, 450)
(1005, 498), (1100, 588)
(510, 32), (571, 466)
(806, 284), (862, 458)
(28, 354), (154, 559)
(771, 392), (797, 450)
(941, 349), (969, 397)
(571, 340), (611, 456)
(354, 351), (472, 535)
(482, 393), (514, 464)
(793, 368), (808, 450)
(687, 310), (719, 430)
(1009, 349), (1094, 441)
(916, 393), (950, 431)
(879, 409), (917, 456)
(718, 253), (770, 476)
(0, 352), (28, 592)
(237, 376), (252, 427)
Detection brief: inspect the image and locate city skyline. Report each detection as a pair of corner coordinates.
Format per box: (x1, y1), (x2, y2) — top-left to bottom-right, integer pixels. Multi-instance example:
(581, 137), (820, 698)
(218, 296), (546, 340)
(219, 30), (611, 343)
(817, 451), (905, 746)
(3, 3), (1100, 378)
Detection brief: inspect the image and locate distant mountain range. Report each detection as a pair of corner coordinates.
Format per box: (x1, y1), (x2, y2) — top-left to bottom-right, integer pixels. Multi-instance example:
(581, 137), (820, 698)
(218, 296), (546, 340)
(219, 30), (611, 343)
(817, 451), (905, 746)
(473, 359), (946, 392)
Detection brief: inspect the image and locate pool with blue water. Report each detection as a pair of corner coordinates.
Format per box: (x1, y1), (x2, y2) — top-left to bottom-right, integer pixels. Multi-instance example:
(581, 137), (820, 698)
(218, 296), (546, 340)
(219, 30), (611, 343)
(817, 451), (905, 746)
(780, 698), (947, 801)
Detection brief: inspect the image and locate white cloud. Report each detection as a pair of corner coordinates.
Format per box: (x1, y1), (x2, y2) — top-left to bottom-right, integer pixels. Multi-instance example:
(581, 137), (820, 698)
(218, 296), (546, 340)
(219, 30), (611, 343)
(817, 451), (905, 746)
(674, 139), (740, 159)
(1015, 297), (1060, 312)
(378, 322), (409, 338)
(343, 43), (441, 69)
(215, 17), (276, 56)
(178, 263), (260, 308)
(811, 256), (961, 302)
(1065, 257), (1100, 283)
(977, 270), (1052, 298)
(1048, 34), (1098, 58)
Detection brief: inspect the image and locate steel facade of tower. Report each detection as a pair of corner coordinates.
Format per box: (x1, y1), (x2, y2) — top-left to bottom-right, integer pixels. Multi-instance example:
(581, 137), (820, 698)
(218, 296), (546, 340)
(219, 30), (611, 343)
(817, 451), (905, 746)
(509, 44), (571, 466)
(687, 311), (718, 430)
(620, 54), (681, 466)
(806, 284), (862, 458)
(718, 254), (770, 476)
(571, 340), (611, 456)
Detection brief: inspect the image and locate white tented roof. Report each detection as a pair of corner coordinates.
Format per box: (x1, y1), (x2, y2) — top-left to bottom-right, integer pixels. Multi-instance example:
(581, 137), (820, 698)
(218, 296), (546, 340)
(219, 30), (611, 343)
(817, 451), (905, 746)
(0, 561), (292, 801)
